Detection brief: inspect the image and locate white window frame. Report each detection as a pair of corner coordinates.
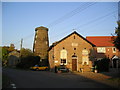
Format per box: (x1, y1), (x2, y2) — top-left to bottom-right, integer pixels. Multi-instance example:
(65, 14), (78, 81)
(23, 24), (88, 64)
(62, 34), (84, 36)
(82, 49), (89, 65)
(60, 59), (67, 65)
(97, 47), (106, 53)
(60, 49), (67, 65)
(82, 56), (89, 65)
(71, 43), (78, 47)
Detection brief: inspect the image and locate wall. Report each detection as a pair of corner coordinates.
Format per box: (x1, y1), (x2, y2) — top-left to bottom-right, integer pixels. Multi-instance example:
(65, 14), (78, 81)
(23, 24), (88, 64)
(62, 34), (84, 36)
(49, 33), (94, 71)
(33, 26), (49, 60)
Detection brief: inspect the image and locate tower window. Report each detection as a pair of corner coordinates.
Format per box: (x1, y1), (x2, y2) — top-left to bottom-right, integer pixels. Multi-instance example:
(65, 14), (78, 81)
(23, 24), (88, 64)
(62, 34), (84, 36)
(36, 35), (38, 38)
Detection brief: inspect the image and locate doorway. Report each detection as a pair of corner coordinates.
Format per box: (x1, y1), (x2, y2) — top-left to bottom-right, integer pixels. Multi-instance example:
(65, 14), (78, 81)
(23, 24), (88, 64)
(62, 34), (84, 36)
(72, 59), (77, 71)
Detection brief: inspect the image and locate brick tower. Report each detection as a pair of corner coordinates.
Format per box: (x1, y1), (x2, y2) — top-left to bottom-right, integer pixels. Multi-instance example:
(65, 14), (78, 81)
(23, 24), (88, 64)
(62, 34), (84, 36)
(33, 26), (49, 60)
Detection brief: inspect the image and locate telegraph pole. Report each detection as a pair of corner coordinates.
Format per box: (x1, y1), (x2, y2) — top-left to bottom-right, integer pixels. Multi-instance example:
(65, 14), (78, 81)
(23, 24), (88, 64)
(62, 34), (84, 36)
(20, 38), (23, 50)
(20, 38), (23, 62)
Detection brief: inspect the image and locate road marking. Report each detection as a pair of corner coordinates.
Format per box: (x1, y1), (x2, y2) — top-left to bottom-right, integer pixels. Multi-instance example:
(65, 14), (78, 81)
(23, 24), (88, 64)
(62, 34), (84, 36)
(11, 83), (16, 88)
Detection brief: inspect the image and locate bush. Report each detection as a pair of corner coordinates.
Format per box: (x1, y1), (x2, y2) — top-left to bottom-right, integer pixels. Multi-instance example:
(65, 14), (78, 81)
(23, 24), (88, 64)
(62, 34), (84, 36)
(94, 58), (110, 72)
(16, 56), (40, 69)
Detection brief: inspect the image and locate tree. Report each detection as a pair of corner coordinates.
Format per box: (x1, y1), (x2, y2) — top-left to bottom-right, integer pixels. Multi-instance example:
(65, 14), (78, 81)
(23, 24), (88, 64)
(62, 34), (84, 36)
(16, 48), (40, 69)
(16, 56), (40, 69)
(8, 44), (15, 52)
(20, 48), (34, 57)
(0, 47), (9, 66)
(112, 21), (120, 51)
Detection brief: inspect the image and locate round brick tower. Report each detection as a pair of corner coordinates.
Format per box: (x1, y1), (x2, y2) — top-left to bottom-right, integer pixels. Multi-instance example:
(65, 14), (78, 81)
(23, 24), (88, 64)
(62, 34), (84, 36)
(33, 26), (49, 60)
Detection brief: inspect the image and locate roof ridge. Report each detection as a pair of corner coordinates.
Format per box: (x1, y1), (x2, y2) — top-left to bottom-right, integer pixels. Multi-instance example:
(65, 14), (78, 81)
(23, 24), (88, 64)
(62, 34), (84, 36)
(48, 31), (95, 51)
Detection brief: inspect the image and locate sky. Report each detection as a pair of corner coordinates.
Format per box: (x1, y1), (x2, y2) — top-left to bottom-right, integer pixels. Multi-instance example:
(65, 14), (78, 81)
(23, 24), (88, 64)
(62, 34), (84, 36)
(1, 1), (119, 50)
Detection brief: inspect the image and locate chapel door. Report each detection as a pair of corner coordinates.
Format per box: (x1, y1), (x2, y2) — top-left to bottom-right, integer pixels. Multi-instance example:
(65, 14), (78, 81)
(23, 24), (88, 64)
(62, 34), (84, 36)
(72, 59), (77, 71)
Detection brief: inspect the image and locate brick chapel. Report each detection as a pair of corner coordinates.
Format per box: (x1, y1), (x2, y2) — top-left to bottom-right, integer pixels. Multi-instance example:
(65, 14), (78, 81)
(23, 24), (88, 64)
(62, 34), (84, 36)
(33, 26), (120, 72)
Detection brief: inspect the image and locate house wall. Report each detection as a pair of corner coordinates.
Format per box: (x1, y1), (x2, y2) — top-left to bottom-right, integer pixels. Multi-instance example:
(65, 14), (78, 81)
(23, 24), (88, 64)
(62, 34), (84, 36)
(8, 51), (20, 67)
(49, 33), (94, 71)
(48, 47), (54, 71)
(94, 47), (120, 68)
(94, 47), (120, 59)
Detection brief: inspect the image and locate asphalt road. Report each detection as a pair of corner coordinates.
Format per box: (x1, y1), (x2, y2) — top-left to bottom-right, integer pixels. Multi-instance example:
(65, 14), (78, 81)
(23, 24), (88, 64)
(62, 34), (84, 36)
(2, 68), (115, 88)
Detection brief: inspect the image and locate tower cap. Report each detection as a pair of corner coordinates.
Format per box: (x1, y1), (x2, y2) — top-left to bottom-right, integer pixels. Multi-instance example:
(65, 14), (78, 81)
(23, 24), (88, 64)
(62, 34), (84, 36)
(35, 26), (48, 31)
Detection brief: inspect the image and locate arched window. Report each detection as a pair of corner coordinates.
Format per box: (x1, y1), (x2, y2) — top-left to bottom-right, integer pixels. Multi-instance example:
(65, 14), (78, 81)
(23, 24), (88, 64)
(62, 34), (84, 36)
(60, 49), (67, 65)
(82, 49), (89, 65)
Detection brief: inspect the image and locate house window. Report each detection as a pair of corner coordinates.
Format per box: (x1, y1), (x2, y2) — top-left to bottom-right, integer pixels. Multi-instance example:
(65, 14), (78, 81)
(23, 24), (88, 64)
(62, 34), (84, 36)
(112, 47), (116, 53)
(60, 49), (67, 65)
(97, 47), (106, 53)
(61, 59), (66, 63)
(82, 56), (89, 65)
(71, 43), (78, 46)
(82, 49), (89, 56)
(82, 49), (89, 65)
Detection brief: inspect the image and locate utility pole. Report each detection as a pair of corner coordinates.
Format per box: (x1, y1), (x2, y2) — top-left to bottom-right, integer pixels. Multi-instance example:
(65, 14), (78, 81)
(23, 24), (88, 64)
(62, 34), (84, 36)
(20, 38), (23, 62)
(20, 38), (23, 50)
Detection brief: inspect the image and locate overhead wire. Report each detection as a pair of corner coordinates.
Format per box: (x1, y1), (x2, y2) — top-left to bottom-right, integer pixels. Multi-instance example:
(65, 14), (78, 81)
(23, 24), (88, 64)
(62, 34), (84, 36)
(47, 2), (96, 28)
(13, 2), (97, 48)
(49, 10), (117, 44)
(76, 10), (117, 29)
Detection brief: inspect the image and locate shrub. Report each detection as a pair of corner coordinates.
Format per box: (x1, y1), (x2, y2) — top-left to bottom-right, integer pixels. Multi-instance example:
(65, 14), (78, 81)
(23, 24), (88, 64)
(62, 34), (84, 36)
(94, 58), (110, 72)
(16, 56), (40, 69)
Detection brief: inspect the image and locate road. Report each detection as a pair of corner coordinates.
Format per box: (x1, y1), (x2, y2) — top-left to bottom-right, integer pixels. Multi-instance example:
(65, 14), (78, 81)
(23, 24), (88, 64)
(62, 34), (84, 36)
(2, 68), (115, 88)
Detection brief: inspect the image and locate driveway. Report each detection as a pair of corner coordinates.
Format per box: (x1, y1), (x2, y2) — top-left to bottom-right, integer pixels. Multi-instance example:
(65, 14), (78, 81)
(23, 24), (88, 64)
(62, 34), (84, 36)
(2, 68), (117, 88)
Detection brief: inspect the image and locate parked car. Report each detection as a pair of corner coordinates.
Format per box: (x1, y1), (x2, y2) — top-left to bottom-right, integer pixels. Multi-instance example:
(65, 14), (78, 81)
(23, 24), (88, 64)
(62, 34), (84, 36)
(30, 65), (48, 71)
(57, 65), (69, 73)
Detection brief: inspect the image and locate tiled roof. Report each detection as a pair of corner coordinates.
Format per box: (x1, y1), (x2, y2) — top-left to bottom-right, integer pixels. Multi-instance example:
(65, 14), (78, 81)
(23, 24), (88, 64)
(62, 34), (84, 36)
(86, 36), (115, 47)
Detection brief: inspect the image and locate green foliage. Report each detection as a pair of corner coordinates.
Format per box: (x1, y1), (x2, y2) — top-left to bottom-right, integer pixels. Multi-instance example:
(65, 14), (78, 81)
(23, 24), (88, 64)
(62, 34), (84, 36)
(16, 48), (39, 69)
(16, 56), (40, 69)
(0, 47), (9, 66)
(7, 44), (15, 52)
(20, 48), (34, 57)
(2, 48), (8, 60)
(94, 58), (110, 72)
(112, 21), (120, 51)
(39, 59), (49, 66)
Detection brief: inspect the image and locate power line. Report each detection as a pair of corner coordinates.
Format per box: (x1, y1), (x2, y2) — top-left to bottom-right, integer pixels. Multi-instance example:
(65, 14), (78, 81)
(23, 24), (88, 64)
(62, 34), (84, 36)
(76, 10), (117, 29)
(13, 2), (97, 48)
(47, 2), (96, 28)
(49, 10), (117, 42)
